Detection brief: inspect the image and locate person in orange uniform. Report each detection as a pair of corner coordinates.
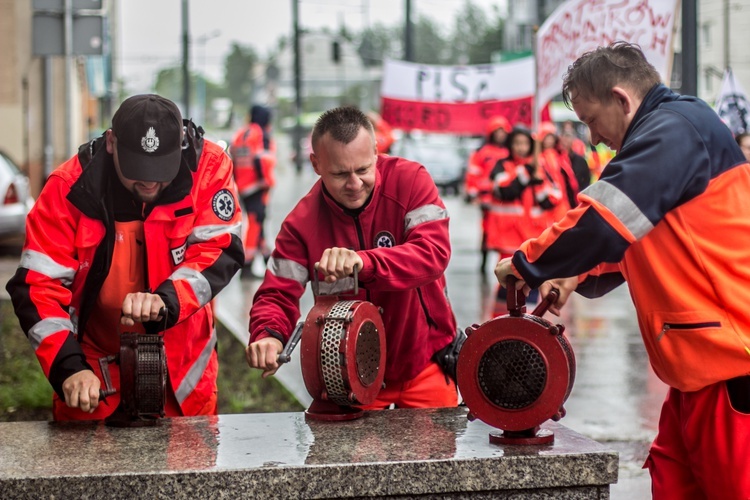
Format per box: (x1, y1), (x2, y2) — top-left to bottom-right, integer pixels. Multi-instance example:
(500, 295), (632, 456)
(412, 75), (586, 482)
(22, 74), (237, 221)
(486, 126), (560, 310)
(537, 121), (578, 222)
(367, 111), (396, 154)
(464, 115), (512, 275)
(5, 94), (244, 420)
(495, 42), (750, 499)
(230, 105), (277, 278)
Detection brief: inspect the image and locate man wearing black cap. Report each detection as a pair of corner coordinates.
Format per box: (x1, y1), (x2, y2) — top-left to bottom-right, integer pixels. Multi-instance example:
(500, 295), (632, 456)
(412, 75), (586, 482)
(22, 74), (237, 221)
(6, 94), (244, 421)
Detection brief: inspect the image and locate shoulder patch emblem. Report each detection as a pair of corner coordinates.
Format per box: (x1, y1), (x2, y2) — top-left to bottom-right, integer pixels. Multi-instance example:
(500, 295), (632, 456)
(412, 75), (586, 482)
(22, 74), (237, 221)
(374, 231), (395, 248)
(212, 189), (235, 221)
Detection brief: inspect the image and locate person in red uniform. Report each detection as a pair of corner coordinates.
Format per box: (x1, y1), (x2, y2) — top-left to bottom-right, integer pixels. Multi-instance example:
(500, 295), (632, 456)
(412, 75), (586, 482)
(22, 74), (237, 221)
(486, 125), (560, 312)
(495, 42), (750, 499)
(537, 121), (578, 222)
(230, 104), (277, 278)
(245, 106), (460, 408)
(5, 94), (244, 420)
(464, 115), (511, 276)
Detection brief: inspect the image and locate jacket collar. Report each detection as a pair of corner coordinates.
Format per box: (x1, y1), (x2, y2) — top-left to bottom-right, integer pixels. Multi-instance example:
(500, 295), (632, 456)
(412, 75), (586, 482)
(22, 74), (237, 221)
(622, 83), (676, 146)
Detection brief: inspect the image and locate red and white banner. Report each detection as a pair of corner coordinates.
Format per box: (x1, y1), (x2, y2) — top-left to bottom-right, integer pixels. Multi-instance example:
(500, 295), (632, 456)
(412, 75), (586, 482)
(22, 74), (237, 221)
(380, 58), (539, 134)
(536, 0), (679, 116)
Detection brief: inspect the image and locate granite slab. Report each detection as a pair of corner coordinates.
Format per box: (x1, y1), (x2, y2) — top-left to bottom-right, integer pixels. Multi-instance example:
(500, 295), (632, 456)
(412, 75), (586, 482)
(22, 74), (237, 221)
(0, 407), (618, 499)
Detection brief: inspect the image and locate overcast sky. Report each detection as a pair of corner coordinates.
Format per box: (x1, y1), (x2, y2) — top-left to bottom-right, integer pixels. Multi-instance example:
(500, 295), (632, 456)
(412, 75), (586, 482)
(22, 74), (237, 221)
(117, 0), (507, 93)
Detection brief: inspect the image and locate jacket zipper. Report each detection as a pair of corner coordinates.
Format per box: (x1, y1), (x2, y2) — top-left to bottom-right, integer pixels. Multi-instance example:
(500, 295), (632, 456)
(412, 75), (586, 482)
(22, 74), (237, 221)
(656, 321), (721, 341)
(417, 288), (438, 329)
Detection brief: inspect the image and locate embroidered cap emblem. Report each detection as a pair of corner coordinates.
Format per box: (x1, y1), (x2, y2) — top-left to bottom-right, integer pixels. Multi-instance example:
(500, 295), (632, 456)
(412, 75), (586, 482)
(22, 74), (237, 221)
(374, 231), (395, 248)
(141, 127), (160, 153)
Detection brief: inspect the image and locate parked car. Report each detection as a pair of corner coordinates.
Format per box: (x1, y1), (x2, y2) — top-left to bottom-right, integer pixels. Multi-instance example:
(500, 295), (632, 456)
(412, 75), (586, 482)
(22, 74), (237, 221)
(0, 151), (33, 242)
(392, 132), (479, 196)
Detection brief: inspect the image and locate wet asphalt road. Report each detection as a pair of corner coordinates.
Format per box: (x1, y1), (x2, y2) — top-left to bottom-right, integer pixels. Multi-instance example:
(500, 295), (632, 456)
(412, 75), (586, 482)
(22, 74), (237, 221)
(0, 135), (661, 498)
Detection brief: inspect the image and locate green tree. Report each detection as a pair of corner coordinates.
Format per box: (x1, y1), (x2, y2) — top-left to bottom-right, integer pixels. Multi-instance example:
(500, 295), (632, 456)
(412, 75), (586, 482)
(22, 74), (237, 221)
(357, 23), (399, 67)
(414, 15), (448, 64)
(447, 1), (505, 65)
(224, 43), (257, 114)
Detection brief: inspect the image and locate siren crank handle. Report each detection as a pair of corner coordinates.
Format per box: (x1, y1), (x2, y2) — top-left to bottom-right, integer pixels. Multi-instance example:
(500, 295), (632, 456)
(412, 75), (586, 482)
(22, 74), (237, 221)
(531, 288), (560, 317)
(277, 322), (305, 364)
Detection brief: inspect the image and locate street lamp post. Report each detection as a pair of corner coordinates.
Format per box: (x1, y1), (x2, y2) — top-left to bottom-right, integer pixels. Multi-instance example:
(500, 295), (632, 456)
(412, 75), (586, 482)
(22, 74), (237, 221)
(195, 30), (221, 126)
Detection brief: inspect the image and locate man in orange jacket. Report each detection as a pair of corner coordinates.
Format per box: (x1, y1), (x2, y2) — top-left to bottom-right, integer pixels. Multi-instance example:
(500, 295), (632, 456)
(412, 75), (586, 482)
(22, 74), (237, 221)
(230, 104), (277, 278)
(6, 95), (244, 420)
(496, 42), (750, 498)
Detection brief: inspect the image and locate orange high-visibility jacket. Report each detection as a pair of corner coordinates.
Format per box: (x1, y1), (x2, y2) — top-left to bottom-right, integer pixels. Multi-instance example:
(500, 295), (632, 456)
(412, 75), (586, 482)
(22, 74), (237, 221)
(230, 123), (277, 198)
(511, 84), (750, 392)
(6, 123), (244, 415)
(485, 153), (560, 255)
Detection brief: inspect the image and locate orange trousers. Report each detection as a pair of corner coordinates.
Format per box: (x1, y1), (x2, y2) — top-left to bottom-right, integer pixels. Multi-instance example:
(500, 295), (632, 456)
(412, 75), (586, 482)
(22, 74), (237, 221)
(358, 362), (458, 410)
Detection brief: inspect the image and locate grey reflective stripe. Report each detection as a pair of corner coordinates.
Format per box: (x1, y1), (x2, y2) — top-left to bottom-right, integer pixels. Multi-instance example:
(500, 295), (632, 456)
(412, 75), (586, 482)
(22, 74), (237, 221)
(19, 250), (76, 286)
(175, 328), (217, 405)
(487, 205), (524, 214)
(268, 256), (309, 285)
(188, 222), (242, 244)
(170, 267), (212, 307)
(317, 278), (356, 295)
(28, 317), (75, 350)
(581, 180), (654, 239)
(404, 204), (448, 233)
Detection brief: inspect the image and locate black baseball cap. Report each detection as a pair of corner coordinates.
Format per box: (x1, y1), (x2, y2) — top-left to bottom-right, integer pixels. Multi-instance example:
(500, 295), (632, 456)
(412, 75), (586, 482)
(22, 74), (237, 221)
(111, 94), (183, 183)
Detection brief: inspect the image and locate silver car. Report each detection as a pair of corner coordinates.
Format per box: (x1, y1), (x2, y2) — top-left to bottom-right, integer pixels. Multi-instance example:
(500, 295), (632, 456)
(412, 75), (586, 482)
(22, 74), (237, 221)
(0, 151), (33, 241)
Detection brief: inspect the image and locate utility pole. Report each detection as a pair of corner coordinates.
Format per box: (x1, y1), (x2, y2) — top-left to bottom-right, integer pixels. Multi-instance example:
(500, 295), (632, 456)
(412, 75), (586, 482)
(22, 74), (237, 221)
(723, 0), (730, 70)
(681, 0), (698, 96)
(182, 0), (190, 119)
(293, 0), (303, 173)
(64, 0), (73, 157)
(404, 0), (414, 62)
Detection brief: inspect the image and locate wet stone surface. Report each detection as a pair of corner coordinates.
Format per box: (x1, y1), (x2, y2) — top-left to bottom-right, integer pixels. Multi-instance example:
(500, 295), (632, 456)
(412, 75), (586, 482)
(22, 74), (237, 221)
(0, 407), (617, 499)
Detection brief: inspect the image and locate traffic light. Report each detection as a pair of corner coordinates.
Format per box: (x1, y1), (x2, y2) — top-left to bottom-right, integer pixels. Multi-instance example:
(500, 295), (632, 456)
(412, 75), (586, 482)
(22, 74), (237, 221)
(332, 40), (341, 64)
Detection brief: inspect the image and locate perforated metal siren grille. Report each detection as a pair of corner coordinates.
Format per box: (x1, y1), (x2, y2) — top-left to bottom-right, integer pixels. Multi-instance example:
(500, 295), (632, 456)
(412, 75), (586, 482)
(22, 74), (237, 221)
(135, 335), (166, 415)
(478, 339), (547, 410)
(355, 320), (381, 386)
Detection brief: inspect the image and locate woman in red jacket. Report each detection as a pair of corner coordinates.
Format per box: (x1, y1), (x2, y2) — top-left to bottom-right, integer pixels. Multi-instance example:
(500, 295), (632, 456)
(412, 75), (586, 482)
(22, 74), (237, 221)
(486, 126), (559, 311)
(464, 115), (512, 275)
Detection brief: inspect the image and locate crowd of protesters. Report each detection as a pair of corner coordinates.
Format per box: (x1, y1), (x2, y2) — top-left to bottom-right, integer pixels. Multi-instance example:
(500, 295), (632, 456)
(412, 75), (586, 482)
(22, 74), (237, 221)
(463, 116), (610, 313)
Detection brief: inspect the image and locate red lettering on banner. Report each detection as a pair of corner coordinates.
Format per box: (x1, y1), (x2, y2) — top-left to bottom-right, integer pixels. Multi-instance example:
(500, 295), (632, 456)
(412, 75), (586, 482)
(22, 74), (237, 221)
(381, 97), (549, 134)
(536, 0), (675, 107)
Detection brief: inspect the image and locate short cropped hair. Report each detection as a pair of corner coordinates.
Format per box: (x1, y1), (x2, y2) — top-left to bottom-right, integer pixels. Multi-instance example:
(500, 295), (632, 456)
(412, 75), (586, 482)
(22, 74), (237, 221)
(562, 41), (661, 108)
(311, 106), (375, 152)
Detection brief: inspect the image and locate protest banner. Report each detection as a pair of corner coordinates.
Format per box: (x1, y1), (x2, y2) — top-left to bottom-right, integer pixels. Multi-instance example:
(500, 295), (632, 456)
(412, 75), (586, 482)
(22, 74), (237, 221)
(714, 67), (750, 136)
(380, 57), (545, 134)
(536, 0), (679, 119)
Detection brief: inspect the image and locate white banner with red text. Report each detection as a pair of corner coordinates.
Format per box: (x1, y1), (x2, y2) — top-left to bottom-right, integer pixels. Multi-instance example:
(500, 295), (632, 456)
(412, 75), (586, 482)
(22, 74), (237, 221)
(536, 0), (679, 117)
(380, 57), (548, 134)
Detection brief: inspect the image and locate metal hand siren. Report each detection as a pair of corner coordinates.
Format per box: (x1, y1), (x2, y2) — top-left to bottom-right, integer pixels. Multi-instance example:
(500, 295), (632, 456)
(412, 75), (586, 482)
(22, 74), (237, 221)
(277, 267), (386, 421)
(99, 310), (168, 427)
(456, 277), (576, 444)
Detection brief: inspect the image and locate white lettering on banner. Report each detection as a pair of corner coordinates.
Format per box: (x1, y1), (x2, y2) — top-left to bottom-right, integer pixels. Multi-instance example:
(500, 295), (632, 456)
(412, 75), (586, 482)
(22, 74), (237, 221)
(535, 0), (679, 114)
